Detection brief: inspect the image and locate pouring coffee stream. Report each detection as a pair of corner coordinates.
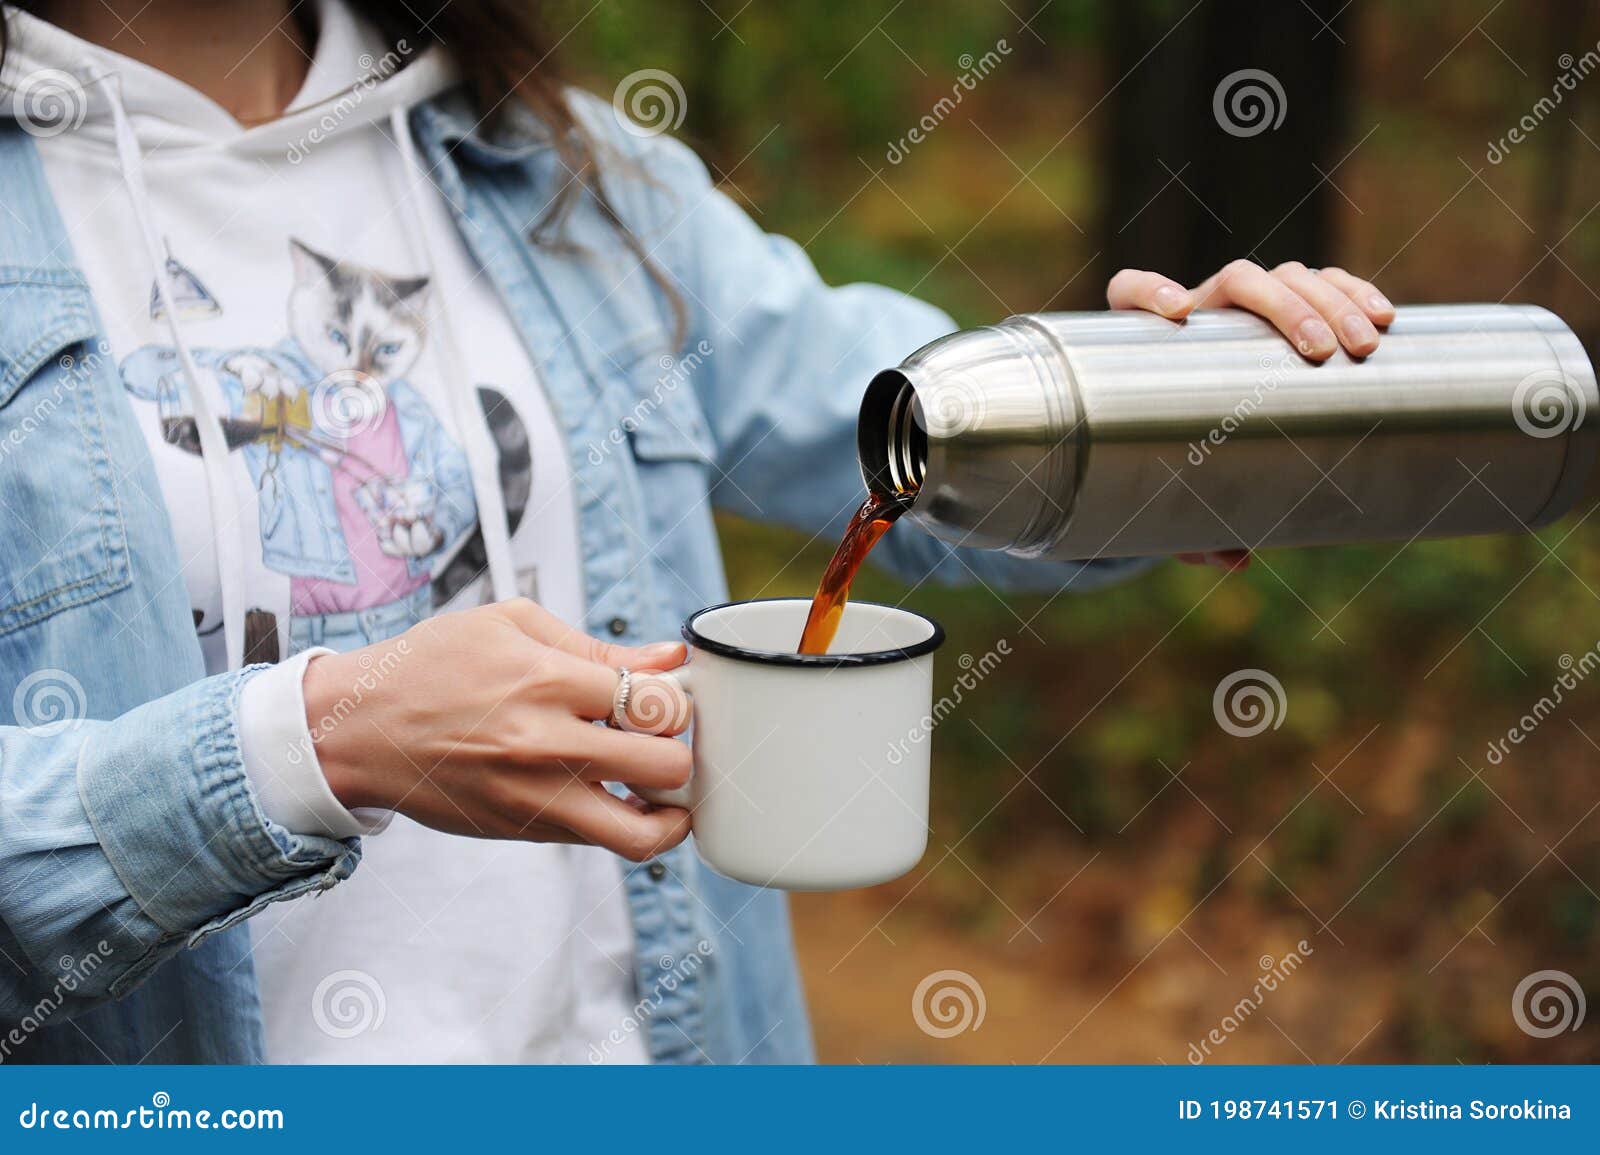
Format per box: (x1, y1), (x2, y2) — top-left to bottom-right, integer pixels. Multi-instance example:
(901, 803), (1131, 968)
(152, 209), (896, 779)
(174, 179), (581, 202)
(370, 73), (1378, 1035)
(797, 486), (914, 655)
(797, 373), (925, 654)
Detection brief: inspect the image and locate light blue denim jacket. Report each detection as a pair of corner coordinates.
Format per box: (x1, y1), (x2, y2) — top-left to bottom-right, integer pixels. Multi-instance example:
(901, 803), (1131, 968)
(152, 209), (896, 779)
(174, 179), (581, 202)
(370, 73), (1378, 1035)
(0, 90), (1145, 1063)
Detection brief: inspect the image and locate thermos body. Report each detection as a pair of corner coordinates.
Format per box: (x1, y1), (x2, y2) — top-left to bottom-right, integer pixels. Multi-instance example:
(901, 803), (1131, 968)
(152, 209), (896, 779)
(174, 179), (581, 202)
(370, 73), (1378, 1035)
(857, 305), (1599, 559)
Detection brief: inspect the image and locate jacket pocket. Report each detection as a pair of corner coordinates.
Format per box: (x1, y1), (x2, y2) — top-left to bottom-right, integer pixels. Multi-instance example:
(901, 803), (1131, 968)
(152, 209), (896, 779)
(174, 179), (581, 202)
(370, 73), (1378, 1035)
(0, 272), (131, 636)
(604, 330), (723, 614)
(609, 329), (717, 466)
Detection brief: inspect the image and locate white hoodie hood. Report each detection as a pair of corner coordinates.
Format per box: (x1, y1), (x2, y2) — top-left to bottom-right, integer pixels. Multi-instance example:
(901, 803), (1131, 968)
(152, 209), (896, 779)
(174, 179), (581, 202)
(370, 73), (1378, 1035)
(1, 0), (521, 671)
(3, 0), (456, 155)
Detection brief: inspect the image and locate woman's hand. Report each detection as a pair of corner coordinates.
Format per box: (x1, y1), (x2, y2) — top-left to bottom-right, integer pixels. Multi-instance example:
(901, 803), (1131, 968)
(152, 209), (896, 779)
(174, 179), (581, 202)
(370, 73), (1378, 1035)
(1107, 259), (1396, 570)
(1107, 259), (1394, 357)
(304, 598), (695, 862)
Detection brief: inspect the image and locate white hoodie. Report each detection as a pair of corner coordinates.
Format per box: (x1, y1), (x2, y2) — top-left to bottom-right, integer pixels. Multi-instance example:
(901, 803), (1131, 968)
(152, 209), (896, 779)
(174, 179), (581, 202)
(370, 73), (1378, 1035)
(3, 0), (646, 1063)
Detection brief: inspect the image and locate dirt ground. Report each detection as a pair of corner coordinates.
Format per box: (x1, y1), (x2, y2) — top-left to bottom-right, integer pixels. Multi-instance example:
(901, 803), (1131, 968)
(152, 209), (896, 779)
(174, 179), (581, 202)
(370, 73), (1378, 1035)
(795, 891), (1264, 1064)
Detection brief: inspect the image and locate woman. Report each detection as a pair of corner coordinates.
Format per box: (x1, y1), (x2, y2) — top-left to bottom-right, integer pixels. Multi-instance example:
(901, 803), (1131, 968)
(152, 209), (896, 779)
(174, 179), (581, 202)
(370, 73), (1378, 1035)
(0, 0), (1393, 1063)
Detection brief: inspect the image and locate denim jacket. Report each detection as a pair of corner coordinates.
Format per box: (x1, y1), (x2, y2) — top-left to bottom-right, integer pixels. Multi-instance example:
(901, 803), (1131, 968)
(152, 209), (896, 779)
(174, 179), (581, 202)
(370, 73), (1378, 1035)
(0, 90), (1145, 1064)
(120, 341), (476, 584)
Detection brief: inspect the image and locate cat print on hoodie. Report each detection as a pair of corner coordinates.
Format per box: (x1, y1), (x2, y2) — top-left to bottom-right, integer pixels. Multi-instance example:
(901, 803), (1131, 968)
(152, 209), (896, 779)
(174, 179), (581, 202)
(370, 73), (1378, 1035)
(121, 238), (478, 652)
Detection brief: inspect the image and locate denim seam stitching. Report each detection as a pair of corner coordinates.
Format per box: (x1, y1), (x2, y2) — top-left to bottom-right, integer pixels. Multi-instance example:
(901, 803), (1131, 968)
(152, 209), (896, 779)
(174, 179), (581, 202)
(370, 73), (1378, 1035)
(0, 265), (89, 290)
(208, 669), (331, 879)
(73, 740), (174, 945)
(0, 306), (95, 404)
(74, 334), (132, 595)
(0, 335), (134, 636)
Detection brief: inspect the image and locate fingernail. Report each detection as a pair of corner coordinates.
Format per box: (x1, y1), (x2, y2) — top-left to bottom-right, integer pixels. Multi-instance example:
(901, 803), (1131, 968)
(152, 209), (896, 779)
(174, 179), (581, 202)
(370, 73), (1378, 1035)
(1153, 286), (1188, 317)
(1341, 313), (1377, 350)
(1368, 292), (1393, 315)
(1296, 318), (1336, 356)
(634, 641), (686, 666)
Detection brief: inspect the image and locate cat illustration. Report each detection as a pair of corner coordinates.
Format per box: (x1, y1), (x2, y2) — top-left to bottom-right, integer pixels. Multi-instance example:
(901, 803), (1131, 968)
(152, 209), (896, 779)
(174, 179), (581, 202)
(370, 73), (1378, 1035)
(223, 238), (431, 409)
(432, 386), (532, 607)
(121, 240), (478, 647)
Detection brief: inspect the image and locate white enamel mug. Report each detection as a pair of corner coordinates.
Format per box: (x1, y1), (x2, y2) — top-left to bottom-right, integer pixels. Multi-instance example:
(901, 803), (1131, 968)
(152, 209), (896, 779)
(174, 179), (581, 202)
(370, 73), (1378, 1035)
(636, 597), (944, 891)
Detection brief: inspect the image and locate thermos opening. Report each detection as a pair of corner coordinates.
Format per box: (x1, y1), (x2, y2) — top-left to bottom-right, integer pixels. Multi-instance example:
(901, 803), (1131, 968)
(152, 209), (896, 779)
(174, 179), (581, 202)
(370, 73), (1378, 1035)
(858, 369), (927, 497)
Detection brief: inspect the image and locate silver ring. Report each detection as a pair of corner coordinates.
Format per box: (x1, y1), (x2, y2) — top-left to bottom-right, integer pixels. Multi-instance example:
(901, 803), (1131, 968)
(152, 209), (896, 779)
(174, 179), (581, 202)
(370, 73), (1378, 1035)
(609, 667), (632, 729)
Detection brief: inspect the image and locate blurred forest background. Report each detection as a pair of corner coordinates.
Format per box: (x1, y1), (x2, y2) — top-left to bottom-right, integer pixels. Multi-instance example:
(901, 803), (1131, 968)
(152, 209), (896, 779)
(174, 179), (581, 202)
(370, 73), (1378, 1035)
(554, 0), (1600, 1062)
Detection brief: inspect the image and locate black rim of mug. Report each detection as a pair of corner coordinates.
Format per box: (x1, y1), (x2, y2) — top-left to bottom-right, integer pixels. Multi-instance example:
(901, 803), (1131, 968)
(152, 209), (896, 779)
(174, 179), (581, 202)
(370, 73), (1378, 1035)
(681, 597), (946, 668)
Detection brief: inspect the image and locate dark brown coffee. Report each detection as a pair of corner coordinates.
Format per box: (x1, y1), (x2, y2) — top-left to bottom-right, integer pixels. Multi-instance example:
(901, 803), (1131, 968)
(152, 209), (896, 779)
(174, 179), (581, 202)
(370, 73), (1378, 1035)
(797, 487), (911, 654)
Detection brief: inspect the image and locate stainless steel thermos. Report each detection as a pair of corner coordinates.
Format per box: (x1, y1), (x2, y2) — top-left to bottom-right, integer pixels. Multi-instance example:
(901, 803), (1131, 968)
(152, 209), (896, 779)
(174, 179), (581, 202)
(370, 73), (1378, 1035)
(857, 305), (1598, 558)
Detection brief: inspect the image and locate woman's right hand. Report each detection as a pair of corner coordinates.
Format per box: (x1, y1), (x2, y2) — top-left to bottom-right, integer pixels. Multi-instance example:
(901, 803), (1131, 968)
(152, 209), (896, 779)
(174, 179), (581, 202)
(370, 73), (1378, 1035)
(303, 598), (695, 861)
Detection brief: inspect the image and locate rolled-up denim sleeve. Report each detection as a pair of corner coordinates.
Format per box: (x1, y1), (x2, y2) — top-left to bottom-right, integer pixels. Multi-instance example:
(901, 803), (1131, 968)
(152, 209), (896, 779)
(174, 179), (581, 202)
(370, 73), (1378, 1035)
(585, 99), (1153, 596)
(0, 666), (358, 1020)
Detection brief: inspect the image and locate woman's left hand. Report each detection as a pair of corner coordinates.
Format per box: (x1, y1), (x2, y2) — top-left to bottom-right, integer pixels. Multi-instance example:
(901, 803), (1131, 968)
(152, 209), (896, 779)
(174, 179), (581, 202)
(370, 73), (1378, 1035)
(1105, 259), (1396, 571)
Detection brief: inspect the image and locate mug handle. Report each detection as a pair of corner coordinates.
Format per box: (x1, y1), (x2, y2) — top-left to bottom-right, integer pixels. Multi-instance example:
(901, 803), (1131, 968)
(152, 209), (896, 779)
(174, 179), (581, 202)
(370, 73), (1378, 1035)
(631, 667), (694, 810)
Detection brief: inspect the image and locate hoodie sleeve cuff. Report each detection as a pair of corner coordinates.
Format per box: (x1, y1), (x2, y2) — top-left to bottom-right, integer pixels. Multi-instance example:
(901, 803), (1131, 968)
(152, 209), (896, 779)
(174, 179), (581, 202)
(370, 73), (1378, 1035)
(238, 648), (391, 840)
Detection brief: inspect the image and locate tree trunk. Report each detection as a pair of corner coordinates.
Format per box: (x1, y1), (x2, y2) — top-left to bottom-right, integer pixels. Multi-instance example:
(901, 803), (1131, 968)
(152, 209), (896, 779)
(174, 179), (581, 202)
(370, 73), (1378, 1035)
(1100, 0), (1352, 288)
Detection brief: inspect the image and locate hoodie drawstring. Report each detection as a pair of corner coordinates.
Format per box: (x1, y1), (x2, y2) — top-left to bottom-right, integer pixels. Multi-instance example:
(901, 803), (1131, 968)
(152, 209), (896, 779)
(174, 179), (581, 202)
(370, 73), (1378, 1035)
(83, 68), (518, 669)
(388, 105), (518, 604)
(92, 62), (250, 670)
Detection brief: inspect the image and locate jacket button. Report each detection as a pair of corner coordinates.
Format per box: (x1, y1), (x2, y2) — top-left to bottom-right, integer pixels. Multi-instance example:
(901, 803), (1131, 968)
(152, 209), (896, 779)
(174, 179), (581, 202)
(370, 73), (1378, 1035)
(607, 617), (628, 636)
(647, 861), (667, 881)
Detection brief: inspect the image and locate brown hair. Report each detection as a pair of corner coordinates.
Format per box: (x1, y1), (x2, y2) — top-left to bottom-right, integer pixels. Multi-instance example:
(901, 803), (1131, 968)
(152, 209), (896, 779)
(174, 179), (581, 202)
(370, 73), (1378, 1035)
(347, 1), (687, 344)
(1, 0), (687, 344)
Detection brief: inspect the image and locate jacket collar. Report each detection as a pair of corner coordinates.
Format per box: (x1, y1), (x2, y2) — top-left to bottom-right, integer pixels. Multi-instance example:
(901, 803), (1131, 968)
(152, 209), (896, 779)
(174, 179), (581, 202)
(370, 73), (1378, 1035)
(411, 88), (557, 168)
